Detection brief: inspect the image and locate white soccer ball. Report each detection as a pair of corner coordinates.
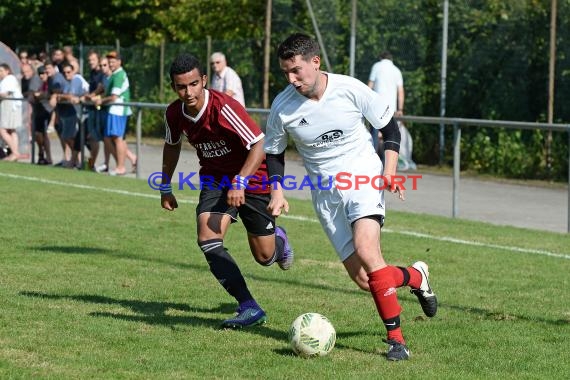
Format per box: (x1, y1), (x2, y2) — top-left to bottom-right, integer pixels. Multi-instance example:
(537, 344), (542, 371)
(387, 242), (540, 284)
(288, 312), (336, 358)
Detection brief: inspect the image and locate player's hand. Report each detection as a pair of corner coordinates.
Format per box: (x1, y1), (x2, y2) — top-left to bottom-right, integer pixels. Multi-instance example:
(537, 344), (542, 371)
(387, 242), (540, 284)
(161, 193), (178, 211)
(385, 174), (406, 201)
(227, 189), (246, 207)
(267, 194), (289, 217)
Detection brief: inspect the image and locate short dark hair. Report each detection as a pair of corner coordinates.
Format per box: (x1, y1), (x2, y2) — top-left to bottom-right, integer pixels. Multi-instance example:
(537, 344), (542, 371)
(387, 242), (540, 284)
(61, 62), (74, 72)
(0, 63), (12, 73)
(277, 33), (320, 61)
(169, 53), (203, 82)
(379, 51), (393, 60)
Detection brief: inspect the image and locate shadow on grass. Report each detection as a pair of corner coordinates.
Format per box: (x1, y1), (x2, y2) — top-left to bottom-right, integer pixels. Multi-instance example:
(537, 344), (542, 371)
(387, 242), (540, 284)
(19, 290), (371, 352)
(25, 247), (570, 327)
(20, 291), (194, 314)
(28, 243), (368, 297)
(34, 245), (113, 254)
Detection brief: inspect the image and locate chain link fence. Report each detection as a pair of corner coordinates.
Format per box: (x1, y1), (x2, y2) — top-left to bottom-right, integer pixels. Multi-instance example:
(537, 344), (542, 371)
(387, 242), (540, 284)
(13, 0), (570, 180)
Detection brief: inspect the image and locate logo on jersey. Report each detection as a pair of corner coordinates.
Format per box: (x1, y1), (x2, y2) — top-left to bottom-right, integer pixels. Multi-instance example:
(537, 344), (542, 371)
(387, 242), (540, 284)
(298, 118), (309, 126)
(309, 129), (344, 148)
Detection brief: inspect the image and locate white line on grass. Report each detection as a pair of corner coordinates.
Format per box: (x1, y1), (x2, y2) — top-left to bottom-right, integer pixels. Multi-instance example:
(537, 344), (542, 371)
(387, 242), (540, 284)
(3, 172), (569, 260)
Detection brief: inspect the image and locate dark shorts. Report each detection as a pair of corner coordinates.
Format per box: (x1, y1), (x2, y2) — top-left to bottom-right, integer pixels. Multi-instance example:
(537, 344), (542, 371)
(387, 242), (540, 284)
(86, 108), (106, 142)
(196, 187), (275, 236)
(59, 114), (78, 140)
(33, 108), (51, 133)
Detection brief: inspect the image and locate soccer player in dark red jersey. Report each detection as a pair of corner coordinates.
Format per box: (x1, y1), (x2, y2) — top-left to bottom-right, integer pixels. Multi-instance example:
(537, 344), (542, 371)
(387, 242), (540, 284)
(159, 53), (293, 329)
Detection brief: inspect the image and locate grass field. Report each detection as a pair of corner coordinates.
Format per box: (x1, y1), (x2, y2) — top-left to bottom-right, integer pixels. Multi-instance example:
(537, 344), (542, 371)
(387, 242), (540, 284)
(1, 162), (569, 379)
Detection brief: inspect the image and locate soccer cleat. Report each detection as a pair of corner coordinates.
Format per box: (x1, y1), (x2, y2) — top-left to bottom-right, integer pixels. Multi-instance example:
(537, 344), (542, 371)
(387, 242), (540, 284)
(383, 339), (410, 361)
(410, 261), (438, 317)
(221, 305), (267, 329)
(275, 226), (294, 270)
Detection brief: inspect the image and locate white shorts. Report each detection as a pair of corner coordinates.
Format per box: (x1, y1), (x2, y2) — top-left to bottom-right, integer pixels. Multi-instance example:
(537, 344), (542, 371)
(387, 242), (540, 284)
(311, 183), (385, 262)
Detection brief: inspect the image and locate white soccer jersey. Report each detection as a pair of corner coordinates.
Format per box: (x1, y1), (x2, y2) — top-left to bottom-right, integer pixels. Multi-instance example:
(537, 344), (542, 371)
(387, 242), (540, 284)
(264, 73), (394, 182)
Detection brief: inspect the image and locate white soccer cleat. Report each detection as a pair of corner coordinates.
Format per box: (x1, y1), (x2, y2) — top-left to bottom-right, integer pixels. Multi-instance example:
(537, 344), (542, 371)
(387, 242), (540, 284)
(410, 261), (438, 317)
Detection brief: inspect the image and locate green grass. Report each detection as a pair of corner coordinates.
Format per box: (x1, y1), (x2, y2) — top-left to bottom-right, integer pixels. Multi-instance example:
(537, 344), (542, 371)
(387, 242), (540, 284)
(1, 162), (569, 379)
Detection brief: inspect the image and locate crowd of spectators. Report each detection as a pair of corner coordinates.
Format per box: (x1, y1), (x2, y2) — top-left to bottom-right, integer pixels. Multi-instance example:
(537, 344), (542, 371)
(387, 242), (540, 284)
(0, 46), (136, 174)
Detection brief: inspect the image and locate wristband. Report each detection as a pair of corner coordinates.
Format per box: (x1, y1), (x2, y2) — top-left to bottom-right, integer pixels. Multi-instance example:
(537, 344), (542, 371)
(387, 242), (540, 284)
(159, 183), (173, 195)
(232, 175), (249, 190)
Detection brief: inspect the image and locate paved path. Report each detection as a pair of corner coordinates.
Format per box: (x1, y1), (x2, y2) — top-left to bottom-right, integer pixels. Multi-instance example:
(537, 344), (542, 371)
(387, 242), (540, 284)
(42, 137), (569, 234)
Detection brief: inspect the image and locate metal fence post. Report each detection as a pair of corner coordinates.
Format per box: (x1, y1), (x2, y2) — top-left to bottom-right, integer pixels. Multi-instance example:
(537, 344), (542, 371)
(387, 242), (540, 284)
(136, 107), (142, 179)
(567, 128), (570, 233)
(452, 122), (460, 218)
(79, 106), (85, 169)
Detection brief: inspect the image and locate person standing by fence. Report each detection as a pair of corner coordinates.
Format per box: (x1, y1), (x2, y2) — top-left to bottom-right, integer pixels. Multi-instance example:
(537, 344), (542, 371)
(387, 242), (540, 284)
(209, 52), (245, 107)
(0, 63), (24, 161)
(367, 51), (405, 155)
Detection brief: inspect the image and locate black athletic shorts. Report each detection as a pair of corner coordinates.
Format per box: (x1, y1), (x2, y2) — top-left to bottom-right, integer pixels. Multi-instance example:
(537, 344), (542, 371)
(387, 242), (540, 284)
(33, 107), (51, 133)
(196, 186), (275, 236)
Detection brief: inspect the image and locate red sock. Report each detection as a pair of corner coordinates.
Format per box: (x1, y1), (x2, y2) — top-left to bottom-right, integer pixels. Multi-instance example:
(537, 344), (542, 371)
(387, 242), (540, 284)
(407, 266), (422, 289)
(390, 265), (422, 289)
(388, 327), (404, 343)
(368, 267), (405, 344)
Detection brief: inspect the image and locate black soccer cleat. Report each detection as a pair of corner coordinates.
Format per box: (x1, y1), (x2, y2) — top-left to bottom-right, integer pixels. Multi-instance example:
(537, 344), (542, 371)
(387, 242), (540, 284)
(383, 339), (410, 361)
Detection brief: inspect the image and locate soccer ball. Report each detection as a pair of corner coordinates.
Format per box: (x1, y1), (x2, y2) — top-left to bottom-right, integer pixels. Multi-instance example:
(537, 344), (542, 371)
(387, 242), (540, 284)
(288, 312), (336, 357)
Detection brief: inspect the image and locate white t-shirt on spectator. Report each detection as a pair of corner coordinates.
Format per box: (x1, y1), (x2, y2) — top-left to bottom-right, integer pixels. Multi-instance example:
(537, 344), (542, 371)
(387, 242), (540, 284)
(210, 66), (245, 107)
(368, 59), (403, 112)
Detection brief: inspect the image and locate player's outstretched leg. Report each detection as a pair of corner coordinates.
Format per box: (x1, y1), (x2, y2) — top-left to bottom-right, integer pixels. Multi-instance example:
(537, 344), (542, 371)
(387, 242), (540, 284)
(410, 261), (438, 317)
(275, 226), (294, 270)
(383, 339), (410, 361)
(221, 300), (267, 329)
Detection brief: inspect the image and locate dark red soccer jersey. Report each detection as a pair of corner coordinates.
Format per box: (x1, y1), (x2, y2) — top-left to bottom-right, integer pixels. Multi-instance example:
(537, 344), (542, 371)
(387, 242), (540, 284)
(164, 89), (269, 193)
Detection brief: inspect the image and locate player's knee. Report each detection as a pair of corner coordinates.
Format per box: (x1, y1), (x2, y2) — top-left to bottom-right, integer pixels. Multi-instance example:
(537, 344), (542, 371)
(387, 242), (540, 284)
(198, 238), (224, 255)
(253, 251), (275, 266)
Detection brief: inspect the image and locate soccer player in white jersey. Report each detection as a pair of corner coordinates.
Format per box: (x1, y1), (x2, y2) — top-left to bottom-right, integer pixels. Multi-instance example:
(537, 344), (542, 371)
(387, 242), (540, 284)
(263, 33), (437, 361)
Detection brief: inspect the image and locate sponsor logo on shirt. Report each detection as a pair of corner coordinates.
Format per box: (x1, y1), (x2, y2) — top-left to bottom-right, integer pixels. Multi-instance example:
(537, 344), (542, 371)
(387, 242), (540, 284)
(193, 139), (232, 158)
(309, 129), (344, 148)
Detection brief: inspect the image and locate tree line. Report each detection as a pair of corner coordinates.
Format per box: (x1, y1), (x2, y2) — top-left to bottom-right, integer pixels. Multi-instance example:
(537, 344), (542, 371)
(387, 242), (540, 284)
(2, 0), (568, 180)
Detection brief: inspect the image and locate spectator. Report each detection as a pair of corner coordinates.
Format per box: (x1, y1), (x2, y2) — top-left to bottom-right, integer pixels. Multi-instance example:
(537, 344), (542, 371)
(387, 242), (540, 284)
(63, 46), (80, 74)
(19, 50), (29, 67)
(20, 62), (41, 159)
(51, 48), (65, 73)
(209, 52), (245, 106)
(0, 63), (24, 161)
(367, 51), (405, 154)
(79, 50), (105, 170)
(52, 62), (87, 168)
(94, 51), (136, 175)
(92, 57), (112, 173)
(44, 60), (67, 164)
(32, 66), (53, 164)
(28, 52), (44, 72)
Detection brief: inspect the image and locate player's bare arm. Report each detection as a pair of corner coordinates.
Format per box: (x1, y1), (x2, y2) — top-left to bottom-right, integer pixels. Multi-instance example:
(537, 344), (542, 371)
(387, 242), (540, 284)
(161, 141), (182, 211)
(226, 139), (266, 207)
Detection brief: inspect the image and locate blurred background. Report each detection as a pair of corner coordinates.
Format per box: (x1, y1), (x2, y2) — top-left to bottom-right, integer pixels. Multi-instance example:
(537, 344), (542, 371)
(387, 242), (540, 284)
(1, 0), (568, 181)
